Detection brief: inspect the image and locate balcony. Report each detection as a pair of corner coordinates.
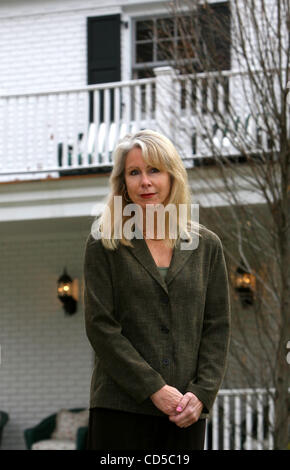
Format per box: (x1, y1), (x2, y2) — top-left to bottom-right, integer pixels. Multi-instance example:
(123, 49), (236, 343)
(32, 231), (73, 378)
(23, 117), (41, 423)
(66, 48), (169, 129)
(206, 387), (288, 450)
(0, 67), (260, 183)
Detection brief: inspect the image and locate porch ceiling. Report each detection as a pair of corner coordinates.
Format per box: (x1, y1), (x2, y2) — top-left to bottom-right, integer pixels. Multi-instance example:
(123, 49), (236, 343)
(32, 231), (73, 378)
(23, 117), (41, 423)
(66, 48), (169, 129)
(0, 173), (110, 223)
(0, 214), (93, 240)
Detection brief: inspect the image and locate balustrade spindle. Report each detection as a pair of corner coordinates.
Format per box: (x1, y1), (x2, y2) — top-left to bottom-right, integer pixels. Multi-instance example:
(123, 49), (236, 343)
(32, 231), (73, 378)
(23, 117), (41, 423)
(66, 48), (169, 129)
(103, 88), (111, 164)
(134, 85), (141, 131)
(268, 394), (275, 450)
(223, 395), (230, 450)
(212, 399), (219, 450)
(234, 395), (241, 449)
(245, 392), (253, 450)
(114, 86), (121, 149)
(93, 89), (100, 164)
(257, 392), (264, 450)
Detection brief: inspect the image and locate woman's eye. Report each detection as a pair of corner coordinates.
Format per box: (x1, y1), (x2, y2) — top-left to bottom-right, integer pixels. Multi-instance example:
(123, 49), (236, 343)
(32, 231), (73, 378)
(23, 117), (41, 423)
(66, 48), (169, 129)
(129, 168), (159, 175)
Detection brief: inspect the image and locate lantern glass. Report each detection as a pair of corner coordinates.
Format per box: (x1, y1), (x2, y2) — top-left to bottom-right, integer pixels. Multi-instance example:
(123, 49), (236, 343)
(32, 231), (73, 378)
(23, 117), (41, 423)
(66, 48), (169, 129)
(57, 269), (73, 298)
(57, 282), (72, 297)
(57, 268), (78, 315)
(234, 264), (256, 292)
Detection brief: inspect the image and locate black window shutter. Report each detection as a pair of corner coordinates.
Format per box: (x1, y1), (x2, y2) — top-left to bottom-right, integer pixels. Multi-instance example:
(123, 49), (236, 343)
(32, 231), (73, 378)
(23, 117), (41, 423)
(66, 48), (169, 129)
(87, 14), (121, 122)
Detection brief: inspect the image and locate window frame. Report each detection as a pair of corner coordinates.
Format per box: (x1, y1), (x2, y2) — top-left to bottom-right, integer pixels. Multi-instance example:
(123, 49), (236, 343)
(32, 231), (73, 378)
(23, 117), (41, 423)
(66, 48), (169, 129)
(132, 13), (199, 78)
(131, 2), (231, 79)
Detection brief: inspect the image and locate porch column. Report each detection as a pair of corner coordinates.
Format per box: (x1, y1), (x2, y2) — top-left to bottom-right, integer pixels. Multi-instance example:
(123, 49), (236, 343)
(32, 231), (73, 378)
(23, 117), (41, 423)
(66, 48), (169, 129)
(153, 66), (176, 140)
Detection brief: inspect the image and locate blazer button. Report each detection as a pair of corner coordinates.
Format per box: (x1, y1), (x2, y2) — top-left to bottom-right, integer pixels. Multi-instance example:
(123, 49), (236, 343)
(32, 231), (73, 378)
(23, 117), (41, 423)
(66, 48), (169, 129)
(162, 358), (170, 366)
(161, 297), (169, 304)
(161, 326), (169, 334)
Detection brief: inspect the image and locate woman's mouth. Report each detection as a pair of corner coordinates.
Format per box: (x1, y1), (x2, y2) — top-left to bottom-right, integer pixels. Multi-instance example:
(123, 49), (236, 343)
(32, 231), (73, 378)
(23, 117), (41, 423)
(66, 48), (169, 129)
(140, 193), (156, 199)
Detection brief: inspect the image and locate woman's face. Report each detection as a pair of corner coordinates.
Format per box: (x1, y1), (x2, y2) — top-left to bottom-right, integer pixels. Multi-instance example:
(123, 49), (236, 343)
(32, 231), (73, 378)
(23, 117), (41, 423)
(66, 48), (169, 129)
(124, 147), (172, 210)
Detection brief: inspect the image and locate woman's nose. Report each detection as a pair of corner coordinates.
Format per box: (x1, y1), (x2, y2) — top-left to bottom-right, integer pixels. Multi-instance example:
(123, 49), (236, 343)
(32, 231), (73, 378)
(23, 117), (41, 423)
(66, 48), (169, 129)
(140, 172), (152, 186)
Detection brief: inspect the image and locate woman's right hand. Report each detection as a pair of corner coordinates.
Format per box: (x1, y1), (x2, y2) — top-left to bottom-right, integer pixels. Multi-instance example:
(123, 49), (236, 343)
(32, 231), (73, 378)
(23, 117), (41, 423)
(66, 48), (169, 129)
(150, 385), (184, 416)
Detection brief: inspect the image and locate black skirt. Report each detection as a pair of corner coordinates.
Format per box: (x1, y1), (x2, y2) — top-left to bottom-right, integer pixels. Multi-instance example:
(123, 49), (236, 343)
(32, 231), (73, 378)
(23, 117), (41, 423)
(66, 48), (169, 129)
(86, 407), (206, 451)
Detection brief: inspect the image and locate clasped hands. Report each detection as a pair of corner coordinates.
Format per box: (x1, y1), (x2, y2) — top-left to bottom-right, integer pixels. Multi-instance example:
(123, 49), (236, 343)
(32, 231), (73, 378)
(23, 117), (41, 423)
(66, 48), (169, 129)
(150, 385), (203, 428)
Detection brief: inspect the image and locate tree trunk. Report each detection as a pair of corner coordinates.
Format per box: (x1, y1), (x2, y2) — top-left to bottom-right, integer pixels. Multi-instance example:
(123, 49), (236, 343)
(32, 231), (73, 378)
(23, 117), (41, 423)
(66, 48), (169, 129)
(274, 201), (290, 449)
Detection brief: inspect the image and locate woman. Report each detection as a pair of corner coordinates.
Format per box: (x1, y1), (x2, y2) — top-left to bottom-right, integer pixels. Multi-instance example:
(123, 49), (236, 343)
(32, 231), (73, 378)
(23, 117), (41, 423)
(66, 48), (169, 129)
(84, 129), (231, 450)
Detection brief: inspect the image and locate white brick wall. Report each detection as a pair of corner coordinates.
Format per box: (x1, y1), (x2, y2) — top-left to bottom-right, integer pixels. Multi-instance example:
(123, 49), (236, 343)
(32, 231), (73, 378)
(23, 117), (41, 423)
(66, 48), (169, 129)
(0, 0), (169, 95)
(0, 1), (171, 449)
(0, 0), (123, 95)
(0, 230), (93, 449)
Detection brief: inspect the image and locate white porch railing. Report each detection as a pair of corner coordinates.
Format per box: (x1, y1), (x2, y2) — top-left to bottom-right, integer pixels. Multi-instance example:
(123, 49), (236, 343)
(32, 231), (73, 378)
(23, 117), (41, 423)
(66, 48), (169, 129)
(0, 76), (156, 181)
(205, 388), (281, 450)
(0, 67), (269, 182)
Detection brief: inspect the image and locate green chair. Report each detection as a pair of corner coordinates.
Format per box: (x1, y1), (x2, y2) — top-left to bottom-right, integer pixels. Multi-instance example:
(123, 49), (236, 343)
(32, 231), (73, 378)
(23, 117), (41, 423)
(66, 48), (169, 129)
(24, 408), (88, 450)
(0, 411), (9, 448)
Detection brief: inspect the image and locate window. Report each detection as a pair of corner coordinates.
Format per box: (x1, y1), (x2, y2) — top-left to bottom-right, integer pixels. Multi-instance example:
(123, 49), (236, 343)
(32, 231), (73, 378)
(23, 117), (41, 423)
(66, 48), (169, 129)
(133, 15), (196, 78)
(132, 2), (230, 79)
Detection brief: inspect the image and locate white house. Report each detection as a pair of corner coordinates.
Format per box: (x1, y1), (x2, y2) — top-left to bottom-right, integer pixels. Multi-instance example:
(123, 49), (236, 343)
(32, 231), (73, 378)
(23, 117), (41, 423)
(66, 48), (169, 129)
(0, 0), (283, 450)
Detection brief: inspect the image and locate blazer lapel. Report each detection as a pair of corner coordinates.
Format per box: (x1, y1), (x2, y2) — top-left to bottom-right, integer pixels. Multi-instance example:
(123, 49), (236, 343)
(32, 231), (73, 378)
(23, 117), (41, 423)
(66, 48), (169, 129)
(125, 234), (194, 295)
(166, 238), (194, 286)
(125, 236), (168, 294)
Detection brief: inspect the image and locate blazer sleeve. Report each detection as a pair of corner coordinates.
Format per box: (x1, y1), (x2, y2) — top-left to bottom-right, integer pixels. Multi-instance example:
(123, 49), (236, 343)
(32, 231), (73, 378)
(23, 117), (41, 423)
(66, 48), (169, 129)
(83, 235), (166, 404)
(185, 235), (231, 413)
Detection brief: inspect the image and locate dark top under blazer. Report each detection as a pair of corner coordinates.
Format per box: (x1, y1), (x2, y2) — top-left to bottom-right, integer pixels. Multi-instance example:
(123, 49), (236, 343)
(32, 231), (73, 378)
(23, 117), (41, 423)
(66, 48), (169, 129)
(83, 225), (231, 419)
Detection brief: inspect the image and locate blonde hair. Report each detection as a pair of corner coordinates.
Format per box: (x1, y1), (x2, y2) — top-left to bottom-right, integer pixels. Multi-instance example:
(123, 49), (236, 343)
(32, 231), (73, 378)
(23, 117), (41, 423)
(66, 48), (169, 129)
(93, 129), (201, 250)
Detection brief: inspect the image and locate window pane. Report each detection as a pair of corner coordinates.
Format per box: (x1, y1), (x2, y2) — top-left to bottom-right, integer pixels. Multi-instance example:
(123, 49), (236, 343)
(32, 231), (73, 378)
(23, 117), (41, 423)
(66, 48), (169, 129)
(136, 43), (153, 63)
(198, 3), (231, 70)
(136, 20), (154, 41)
(157, 40), (175, 61)
(177, 15), (193, 37)
(136, 69), (154, 79)
(177, 38), (196, 59)
(156, 17), (174, 39)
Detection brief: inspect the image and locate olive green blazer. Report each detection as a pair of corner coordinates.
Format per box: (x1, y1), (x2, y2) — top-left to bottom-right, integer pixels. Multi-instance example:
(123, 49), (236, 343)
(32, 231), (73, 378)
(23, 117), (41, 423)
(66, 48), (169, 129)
(83, 225), (231, 419)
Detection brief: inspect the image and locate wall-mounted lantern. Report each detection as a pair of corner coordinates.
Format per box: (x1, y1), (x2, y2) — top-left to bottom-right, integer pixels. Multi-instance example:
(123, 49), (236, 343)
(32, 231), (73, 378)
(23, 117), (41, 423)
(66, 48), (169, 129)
(57, 268), (78, 315)
(234, 260), (256, 307)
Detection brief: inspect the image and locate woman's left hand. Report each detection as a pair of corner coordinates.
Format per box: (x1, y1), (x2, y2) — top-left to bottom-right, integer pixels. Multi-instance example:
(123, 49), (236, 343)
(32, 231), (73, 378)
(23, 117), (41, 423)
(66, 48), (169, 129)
(168, 392), (203, 428)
